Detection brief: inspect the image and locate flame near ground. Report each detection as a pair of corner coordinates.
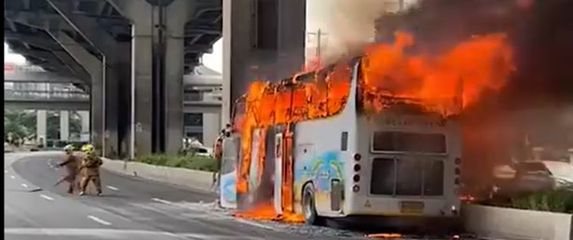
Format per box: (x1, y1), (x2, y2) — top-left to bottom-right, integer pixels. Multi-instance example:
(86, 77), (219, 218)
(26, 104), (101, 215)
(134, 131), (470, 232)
(233, 30), (513, 223)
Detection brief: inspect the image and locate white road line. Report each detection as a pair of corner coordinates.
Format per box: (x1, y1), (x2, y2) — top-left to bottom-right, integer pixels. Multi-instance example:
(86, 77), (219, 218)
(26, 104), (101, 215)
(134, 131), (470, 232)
(151, 198), (172, 205)
(4, 170), (7, 174)
(234, 218), (276, 231)
(21, 183), (28, 188)
(10, 175), (16, 179)
(40, 194), (54, 201)
(87, 215), (111, 226)
(106, 185), (119, 191)
(4, 228), (242, 239)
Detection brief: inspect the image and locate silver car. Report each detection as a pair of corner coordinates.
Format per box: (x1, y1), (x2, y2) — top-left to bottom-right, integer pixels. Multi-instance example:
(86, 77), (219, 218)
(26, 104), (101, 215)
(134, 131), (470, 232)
(493, 161), (573, 197)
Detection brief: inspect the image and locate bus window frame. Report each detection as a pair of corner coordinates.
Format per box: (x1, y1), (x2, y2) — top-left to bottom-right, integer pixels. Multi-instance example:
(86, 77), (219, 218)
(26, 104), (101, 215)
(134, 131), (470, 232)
(367, 155), (447, 198)
(369, 132), (449, 156)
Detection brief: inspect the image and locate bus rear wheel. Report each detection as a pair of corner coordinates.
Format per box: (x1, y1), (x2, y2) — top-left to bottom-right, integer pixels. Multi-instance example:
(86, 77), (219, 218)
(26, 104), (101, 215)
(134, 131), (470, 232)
(302, 184), (323, 225)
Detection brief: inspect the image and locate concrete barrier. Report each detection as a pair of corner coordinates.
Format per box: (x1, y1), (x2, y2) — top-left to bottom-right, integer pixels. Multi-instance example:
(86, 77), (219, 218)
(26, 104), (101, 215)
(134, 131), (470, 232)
(101, 158), (214, 193)
(463, 204), (573, 240)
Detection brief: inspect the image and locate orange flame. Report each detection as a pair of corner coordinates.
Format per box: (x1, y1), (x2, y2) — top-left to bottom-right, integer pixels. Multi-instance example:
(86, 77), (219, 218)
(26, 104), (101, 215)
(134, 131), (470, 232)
(234, 202), (305, 223)
(366, 233), (403, 239)
(361, 31), (513, 115)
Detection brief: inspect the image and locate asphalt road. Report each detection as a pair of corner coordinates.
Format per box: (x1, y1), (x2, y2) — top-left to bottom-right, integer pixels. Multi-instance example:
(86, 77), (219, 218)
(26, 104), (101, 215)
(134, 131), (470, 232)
(5, 152), (489, 240)
(5, 152), (354, 240)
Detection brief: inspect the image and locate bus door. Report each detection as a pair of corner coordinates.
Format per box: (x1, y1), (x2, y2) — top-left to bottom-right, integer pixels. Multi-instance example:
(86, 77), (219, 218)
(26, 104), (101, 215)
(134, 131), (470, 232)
(220, 135), (240, 209)
(274, 132), (284, 214)
(273, 125), (295, 215)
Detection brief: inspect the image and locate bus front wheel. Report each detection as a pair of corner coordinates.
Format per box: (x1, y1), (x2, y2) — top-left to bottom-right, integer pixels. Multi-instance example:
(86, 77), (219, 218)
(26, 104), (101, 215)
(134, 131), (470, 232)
(302, 184), (322, 225)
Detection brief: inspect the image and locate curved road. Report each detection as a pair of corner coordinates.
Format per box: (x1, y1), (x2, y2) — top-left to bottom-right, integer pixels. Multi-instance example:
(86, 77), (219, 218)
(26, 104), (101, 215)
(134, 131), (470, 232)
(5, 152), (350, 240)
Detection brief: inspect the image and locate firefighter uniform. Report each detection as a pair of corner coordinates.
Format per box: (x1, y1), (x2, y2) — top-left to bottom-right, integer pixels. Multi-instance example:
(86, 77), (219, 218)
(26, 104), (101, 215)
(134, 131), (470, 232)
(57, 145), (80, 194)
(79, 145), (103, 196)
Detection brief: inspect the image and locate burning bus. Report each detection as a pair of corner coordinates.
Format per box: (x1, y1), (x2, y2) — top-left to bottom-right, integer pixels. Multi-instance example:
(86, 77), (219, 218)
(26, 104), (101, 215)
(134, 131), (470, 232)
(220, 60), (462, 224)
(219, 31), (511, 225)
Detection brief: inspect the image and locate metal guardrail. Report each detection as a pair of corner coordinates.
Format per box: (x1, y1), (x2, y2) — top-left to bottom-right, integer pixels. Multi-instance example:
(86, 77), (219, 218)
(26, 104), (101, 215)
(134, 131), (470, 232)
(4, 89), (89, 101)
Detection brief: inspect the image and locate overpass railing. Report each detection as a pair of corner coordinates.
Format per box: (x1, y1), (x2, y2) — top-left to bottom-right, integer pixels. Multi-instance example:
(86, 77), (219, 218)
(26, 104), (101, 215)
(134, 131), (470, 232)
(4, 89), (89, 101)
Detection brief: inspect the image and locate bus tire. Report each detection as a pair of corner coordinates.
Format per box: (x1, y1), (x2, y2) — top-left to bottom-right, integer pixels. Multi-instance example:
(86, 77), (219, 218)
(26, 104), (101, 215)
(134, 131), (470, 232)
(302, 183), (322, 225)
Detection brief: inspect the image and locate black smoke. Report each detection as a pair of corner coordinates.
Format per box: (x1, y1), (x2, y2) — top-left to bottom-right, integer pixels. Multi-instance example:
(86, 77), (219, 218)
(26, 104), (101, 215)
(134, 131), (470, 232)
(375, 0), (573, 188)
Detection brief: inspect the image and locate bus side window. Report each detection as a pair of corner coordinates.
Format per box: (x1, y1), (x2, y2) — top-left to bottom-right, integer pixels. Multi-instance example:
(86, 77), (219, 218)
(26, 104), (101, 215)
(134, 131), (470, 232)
(341, 132), (348, 151)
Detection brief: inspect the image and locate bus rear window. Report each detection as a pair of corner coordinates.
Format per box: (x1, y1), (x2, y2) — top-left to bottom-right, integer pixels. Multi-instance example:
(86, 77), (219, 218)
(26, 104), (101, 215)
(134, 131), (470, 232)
(372, 132), (446, 153)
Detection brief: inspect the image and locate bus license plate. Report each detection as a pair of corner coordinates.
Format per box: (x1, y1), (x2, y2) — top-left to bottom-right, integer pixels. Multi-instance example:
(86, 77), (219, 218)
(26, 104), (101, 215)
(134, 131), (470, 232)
(400, 201), (424, 214)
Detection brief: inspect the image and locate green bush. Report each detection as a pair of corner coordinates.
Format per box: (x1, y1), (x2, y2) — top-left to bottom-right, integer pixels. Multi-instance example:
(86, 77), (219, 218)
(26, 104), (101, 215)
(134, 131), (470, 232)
(509, 190), (573, 213)
(136, 154), (218, 172)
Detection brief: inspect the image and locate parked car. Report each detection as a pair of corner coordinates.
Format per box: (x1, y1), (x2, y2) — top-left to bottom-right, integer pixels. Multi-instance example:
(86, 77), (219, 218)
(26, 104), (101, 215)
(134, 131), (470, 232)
(491, 161), (573, 198)
(192, 146), (213, 157)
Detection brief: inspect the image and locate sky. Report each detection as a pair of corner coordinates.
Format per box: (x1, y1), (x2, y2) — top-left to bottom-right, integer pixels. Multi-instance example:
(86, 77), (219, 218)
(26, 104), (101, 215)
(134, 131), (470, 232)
(4, 40), (223, 73)
(4, 43), (27, 65)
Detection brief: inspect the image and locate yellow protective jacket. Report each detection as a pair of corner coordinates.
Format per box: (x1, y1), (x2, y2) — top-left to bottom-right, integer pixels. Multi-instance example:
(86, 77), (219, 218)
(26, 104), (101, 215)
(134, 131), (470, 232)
(80, 154), (103, 176)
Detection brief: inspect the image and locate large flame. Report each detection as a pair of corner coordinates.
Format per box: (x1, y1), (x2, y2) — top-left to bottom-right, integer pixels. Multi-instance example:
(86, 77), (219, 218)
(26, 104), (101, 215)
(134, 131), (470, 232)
(234, 31), (513, 223)
(361, 31), (513, 115)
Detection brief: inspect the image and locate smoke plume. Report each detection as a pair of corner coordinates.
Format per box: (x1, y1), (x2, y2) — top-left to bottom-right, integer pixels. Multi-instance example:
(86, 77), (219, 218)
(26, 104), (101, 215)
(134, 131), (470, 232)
(307, 0), (418, 64)
(374, 0), (573, 188)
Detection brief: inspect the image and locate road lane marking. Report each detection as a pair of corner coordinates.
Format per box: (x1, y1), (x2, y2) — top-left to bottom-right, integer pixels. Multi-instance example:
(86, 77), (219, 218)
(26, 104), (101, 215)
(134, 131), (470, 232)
(106, 185), (119, 191)
(21, 183), (28, 188)
(10, 175), (15, 179)
(3, 228), (244, 239)
(87, 215), (111, 226)
(40, 194), (54, 201)
(151, 198), (172, 205)
(4, 170), (7, 174)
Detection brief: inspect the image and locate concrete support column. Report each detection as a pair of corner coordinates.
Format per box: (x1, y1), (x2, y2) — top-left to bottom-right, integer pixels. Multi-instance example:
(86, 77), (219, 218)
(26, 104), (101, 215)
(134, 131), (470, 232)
(103, 65), (120, 157)
(54, 33), (104, 151)
(59, 110), (70, 141)
(47, 0), (130, 158)
(203, 112), (221, 147)
(114, 0), (194, 157)
(163, 0), (195, 154)
(79, 111), (90, 133)
(128, 2), (154, 157)
(36, 110), (47, 147)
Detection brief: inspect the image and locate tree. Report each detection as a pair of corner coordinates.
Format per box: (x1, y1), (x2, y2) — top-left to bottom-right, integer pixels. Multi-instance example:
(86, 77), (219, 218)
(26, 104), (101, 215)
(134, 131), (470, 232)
(4, 110), (36, 142)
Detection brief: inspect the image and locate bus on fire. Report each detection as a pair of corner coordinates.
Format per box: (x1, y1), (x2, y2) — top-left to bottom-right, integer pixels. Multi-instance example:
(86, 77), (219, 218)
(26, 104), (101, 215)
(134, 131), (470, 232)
(219, 57), (462, 226)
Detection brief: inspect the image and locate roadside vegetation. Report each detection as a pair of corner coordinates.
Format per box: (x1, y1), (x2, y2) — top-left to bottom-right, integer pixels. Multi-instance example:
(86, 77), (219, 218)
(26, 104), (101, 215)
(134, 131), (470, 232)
(136, 154), (218, 172)
(509, 190), (573, 213)
(484, 189), (573, 214)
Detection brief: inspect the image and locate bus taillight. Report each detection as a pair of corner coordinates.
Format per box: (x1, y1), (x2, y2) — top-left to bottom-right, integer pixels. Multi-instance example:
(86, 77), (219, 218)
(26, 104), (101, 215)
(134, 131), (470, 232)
(352, 185), (360, 192)
(353, 153), (361, 161)
(353, 164), (361, 172)
(353, 175), (360, 182)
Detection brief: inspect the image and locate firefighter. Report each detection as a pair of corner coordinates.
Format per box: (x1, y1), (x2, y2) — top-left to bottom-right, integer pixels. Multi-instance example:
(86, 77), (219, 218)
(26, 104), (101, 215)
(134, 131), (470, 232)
(78, 144), (103, 196)
(212, 130), (225, 190)
(55, 144), (80, 194)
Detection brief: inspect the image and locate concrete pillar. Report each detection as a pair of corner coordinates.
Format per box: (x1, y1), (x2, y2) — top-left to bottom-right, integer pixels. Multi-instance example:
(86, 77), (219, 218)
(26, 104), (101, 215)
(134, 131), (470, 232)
(53, 33), (104, 150)
(79, 111), (90, 133)
(222, 0), (307, 126)
(36, 110), (47, 146)
(163, 0), (194, 154)
(114, 0), (194, 156)
(203, 112), (221, 147)
(123, 1), (154, 157)
(45, 1), (130, 158)
(52, 32), (126, 158)
(59, 111), (70, 141)
(103, 65), (120, 157)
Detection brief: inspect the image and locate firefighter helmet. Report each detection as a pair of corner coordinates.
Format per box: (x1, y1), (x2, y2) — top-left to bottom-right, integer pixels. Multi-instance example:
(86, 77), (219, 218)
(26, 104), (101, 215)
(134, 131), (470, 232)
(81, 144), (95, 154)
